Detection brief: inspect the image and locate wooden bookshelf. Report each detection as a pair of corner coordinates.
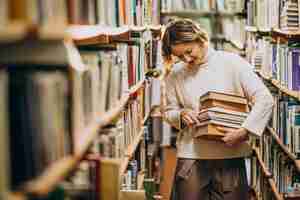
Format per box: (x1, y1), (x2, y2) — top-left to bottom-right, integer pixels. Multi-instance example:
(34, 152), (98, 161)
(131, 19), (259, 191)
(267, 127), (300, 173)
(17, 79), (147, 197)
(256, 71), (300, 101)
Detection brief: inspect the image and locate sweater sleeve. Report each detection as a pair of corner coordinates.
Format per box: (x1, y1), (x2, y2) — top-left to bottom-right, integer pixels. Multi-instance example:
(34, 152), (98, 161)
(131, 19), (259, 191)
(234, 55), (274, 137)
(163, 74), (184, 130)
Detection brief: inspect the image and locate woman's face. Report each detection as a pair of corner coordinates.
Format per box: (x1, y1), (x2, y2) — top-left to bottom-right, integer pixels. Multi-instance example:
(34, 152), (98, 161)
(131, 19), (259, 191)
(171, 41), (208, 69)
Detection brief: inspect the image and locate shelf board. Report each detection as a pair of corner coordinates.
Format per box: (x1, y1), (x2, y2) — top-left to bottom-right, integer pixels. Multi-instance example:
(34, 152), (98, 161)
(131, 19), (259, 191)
(257, 71), (300, 101)
(267, 127), (300, 172)
(0, 22), (67, 44)
(253, 147), (283, 200)
(245, 26), (258, 32)
(23, 156), (79, 196)
(120, 110), (151, 176)
(129, 79), (146, 95)
(120, 128), (145, 175)
(69, 25), (159, 46)
(8, 192), (26, 200)
(253, 147), (272, 178)
(268, 178), (284, 200)
(245, 26), (300, 38)
(0, 22), (29, 43)
(161, 10), (243, 18)
(284, 191), (300, 199)
(272, 28), (300, 38)
(125, 127), (145, 157)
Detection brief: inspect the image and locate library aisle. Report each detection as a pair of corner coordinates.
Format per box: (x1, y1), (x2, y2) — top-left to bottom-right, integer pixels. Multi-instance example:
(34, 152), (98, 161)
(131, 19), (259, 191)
(0, 1), (300, 200)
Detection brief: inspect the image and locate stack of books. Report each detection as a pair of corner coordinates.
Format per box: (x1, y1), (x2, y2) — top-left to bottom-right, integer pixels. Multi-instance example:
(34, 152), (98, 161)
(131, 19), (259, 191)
(280, 0), (300, 30)
(193, 91), (249, 140)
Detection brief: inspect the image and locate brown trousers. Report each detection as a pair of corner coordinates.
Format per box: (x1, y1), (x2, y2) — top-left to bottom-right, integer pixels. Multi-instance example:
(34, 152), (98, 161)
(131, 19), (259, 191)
(171, 158), (249, 200)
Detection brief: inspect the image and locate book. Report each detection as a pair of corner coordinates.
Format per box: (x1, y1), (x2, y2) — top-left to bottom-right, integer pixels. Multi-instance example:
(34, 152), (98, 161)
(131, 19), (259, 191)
(0, 70), (9, 199)
(193, 119), (241, 139)
(199, 91), (249, 112)
(198, 107), (248, 123)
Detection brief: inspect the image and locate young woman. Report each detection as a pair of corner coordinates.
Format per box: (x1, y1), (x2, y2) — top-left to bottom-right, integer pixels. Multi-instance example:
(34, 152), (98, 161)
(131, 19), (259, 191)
(162, 19), (274, 200)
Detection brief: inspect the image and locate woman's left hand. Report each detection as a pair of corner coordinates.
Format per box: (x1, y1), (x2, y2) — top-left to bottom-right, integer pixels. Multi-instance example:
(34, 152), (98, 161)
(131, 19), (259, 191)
(217, 127), (249, 147)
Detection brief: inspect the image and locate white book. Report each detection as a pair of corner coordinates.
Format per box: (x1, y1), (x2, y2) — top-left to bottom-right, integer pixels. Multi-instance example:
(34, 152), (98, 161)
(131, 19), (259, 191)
(108, 56), (121, 110)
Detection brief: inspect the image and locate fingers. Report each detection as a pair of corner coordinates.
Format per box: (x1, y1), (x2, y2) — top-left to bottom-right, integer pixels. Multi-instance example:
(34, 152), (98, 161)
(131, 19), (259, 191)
(182, 114), (195, 126)
(181, 110), (201, 127)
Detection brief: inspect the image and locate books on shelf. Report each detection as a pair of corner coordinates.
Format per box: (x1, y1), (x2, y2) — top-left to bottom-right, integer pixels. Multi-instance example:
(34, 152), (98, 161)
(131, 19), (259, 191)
(246, 0), (300, 31)
(270, 96), (300, 157)
(161, 0), (244, 13)
(9, 68), (72, 190)
(246, 34), (300, 92)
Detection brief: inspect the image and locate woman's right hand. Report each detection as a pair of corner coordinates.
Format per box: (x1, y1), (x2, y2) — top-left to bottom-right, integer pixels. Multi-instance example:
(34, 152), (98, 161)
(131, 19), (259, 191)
(180, 110), (201, 127)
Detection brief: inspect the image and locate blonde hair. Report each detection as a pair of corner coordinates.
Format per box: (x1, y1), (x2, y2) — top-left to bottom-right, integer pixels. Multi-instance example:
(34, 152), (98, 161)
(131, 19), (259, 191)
(161, 18), (209, 61)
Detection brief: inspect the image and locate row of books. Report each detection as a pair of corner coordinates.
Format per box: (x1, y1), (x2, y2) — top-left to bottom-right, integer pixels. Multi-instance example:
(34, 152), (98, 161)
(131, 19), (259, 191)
(90, 105), (143, 160)
(271, 95), (300, 157)
(161, 0), (245, 12)
(247, 0), (300, 31)
(246, 34), (300, 91)
(0, 0), (159, 28)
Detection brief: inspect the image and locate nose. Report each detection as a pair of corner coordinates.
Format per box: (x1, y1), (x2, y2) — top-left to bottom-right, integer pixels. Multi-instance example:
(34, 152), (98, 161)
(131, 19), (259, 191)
(183, 54), (193, 62)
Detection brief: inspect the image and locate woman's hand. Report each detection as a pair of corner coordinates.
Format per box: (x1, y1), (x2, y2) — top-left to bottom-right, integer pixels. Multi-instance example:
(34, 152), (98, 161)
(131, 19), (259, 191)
(217, 127), (249, 147)
(180, 110), (201, 127)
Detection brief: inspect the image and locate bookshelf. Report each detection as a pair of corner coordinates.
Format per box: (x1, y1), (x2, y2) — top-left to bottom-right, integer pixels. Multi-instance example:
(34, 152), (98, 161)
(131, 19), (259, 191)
(1, 1), (163, 200)
(245, 0), (300, 199)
